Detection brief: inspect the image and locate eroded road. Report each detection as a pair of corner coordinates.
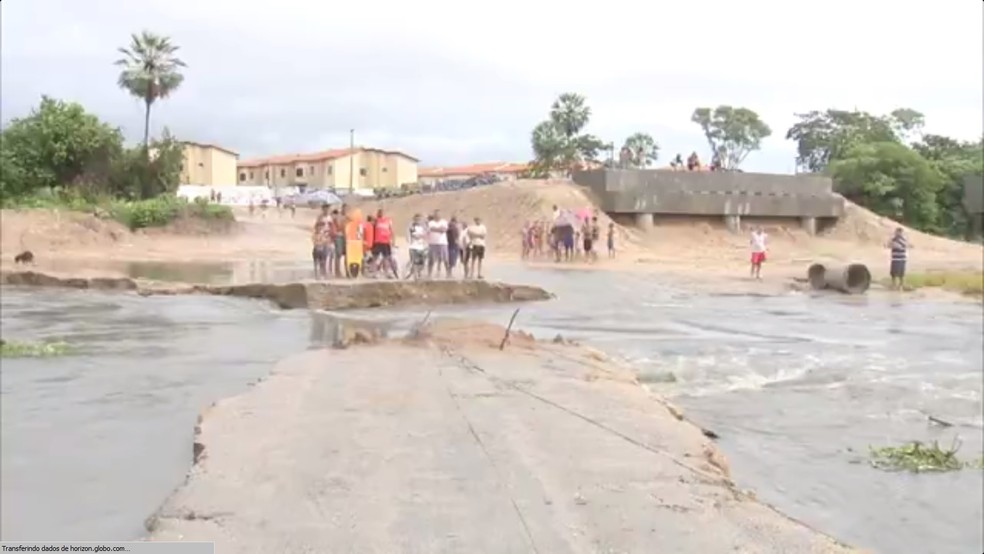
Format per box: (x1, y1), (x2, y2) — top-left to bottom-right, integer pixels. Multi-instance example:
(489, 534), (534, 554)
(149, 321), (856, 554)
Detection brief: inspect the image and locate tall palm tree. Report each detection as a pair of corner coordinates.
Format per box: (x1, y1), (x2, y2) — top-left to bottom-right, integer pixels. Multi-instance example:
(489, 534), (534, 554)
(115, 31), (186, 149)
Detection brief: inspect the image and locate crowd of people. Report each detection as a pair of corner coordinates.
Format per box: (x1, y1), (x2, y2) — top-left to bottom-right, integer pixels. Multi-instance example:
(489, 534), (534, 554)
(310, 204), (489, 281)
(305, 201), (915, 288)
(520, 205), (617, 263)
(667, 151), (726, 172)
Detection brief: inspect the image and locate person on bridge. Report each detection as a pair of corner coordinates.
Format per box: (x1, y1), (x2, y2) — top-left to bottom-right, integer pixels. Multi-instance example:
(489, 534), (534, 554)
(749, 226), (768, 280)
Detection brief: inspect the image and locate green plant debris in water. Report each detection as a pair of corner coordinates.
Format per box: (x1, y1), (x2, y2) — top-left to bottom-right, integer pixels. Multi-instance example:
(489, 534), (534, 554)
(869, 439), (982, 473)
(0, 340), (76, 358)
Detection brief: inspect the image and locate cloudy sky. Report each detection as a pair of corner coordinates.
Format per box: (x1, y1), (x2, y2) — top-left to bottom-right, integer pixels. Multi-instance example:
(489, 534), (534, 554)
(2, 0), (981, 171)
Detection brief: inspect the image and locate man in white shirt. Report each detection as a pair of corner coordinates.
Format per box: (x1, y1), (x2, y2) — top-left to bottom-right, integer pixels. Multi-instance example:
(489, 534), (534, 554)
(749, 226), (768, 280)
(466, 216), (488, 280)
(427, 210), (450, 279)
(404, 213), (429, 280)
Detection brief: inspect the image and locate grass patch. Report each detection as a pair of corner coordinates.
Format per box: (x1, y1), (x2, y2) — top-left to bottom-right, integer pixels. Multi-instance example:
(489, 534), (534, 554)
(109, 196), (233, 230)
(0, 339), (76, 358)
(880, 271), (984, 296)
(3, 190), (234, 231)
(868, 439), (982, 473)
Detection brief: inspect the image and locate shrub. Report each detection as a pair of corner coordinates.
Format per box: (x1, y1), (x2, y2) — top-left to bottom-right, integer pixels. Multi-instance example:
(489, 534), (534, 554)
(109, 195), (233, 230)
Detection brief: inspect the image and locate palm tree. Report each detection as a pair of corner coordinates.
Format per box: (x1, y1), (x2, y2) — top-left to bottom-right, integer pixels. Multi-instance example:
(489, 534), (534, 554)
(115, 31), (186, 149)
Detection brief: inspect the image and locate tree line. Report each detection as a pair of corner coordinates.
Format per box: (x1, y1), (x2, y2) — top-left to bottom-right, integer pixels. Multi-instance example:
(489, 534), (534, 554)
(1, 31), (187, 204)
(528, 93), (983, 239)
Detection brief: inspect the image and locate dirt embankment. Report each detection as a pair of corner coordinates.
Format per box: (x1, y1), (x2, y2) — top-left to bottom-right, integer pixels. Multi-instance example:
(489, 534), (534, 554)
(0, 207), (310, 266)
(355, 179), (645, 254)
(147, 318), (858, 553)
(355, 180), (980, 279)
(4, 181), (980, 286)
(0, 269), (552, 310)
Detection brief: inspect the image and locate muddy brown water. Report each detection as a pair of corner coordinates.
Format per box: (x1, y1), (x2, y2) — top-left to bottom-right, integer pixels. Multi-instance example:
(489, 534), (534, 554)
(1, 260), (981, 554)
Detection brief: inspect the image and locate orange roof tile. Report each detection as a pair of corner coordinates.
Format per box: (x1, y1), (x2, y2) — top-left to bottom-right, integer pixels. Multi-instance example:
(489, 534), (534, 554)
(237, 148), (356, 168)
(238, 146), (419, 168)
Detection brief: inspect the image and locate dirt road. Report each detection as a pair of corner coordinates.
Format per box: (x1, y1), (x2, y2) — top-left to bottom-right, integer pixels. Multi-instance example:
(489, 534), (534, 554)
(147, 321), (857, 553)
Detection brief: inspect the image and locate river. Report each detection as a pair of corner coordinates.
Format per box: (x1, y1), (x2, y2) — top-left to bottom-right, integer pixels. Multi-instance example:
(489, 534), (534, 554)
(1, 262), (981, 553)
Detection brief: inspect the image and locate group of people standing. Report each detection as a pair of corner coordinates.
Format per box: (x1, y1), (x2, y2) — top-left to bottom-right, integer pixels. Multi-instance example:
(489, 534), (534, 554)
(310, 204), (489, 281)
(521, 206), (616, 263)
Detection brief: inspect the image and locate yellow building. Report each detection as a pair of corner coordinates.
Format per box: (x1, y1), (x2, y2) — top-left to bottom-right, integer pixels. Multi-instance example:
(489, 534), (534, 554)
(179, 142), (239, 186)
(237, 147), (419, 191)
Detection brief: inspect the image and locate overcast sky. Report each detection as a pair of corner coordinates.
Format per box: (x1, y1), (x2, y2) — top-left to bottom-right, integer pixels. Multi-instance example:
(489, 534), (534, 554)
(2, 0), (981, 171)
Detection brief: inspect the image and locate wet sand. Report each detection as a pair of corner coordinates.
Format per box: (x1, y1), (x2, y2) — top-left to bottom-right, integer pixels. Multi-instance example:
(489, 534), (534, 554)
(147, 320), (859, 553)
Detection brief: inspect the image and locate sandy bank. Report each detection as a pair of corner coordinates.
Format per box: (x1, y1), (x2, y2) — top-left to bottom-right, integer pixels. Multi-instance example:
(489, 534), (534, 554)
(147, 319), (859, 553)
(0, 269), (552, 310)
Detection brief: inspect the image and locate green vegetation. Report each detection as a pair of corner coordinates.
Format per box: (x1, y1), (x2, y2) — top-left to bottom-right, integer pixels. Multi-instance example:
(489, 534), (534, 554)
(869, 440), (983, 473)
(528, 93), (608, 177)
(787, 109), (982, 240)
(880, 271), (984, 296)
(691, 105), (772, 170)
(110, 196), (233, 230)
(0, 340), (76, 358)
(0, 31), (232, 229)
(115, 30), (186, 149)
(528, 95), (982, 240)
(620, 132), (660, 169)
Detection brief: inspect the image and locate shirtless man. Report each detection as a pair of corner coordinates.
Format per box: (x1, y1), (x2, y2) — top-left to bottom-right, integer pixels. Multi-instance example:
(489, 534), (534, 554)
(466, 216), (488, 280)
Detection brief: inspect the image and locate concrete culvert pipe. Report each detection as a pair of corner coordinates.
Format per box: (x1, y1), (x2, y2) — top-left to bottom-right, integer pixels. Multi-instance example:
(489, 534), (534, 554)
(806, 263), (872, 295)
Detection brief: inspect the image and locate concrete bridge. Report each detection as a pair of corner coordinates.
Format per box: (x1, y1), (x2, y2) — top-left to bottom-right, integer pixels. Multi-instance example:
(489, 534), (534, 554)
(573, 169), (845, 234)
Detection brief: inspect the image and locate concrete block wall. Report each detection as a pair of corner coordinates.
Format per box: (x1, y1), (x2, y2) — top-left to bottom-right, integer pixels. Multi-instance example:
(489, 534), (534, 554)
(572, 169), (845, 219)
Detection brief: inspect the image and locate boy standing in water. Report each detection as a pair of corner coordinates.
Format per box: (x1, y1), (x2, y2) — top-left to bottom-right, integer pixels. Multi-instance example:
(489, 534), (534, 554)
(749, 226), (768, 280)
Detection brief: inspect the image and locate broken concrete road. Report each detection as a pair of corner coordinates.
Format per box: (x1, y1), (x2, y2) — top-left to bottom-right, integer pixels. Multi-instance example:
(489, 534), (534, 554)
(148, 321), (858, 553)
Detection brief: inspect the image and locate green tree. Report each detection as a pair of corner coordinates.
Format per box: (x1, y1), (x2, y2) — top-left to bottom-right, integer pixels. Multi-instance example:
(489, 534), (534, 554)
(529, 120), (565, 177)
(887, 108), (925, 142)
(115, 31), (186, 149)
(785, 109), (903, 172)
(913, 134), (984, 237)
(830, 141), (946, 230)
(0, 96), (123, 197)
(530, 93), (607, 175)
(691, 106), (771, 170)
(620, 132), (660, 168)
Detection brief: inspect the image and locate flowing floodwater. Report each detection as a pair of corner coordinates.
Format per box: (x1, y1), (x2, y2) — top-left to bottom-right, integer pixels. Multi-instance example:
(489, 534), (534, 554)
(2, 263), (981, 553)
(0, 287), (357, 540)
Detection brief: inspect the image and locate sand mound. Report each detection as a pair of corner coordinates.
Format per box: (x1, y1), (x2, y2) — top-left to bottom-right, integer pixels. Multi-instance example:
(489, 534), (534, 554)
(1, 209), (132, 254)
(354, 179), (641, 252)
(823, 198), (981, 256)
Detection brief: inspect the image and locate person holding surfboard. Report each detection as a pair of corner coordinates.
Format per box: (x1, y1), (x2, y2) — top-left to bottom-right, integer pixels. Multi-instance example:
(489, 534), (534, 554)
(344, 208), (364, 278)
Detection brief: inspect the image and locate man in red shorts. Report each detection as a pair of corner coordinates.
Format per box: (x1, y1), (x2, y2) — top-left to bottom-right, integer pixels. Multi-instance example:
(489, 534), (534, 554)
(749, 226), (768, 280)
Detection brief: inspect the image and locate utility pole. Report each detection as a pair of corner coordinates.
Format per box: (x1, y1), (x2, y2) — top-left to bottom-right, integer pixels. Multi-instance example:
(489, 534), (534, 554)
(349, 128), (355, 193)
